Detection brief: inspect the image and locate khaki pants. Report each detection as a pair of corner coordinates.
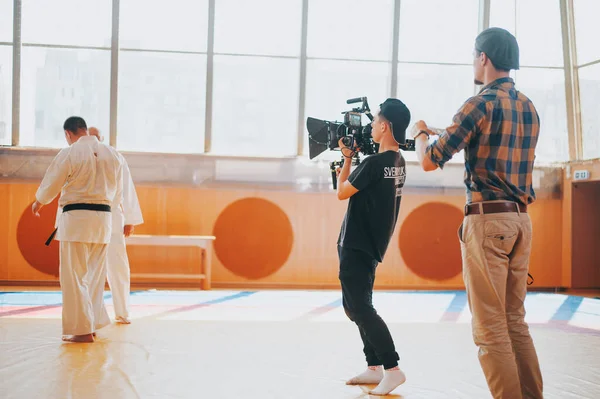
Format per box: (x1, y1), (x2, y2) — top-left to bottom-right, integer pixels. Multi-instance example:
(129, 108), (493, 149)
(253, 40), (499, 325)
(459, 204), (543, 399)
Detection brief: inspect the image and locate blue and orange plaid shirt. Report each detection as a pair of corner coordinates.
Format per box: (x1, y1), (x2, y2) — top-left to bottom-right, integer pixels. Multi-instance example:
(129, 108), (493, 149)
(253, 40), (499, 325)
(425, 77), (540, 205)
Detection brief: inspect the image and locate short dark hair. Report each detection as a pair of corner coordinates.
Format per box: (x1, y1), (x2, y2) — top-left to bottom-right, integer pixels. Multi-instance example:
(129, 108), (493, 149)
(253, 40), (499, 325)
(63, 116), (87, 133)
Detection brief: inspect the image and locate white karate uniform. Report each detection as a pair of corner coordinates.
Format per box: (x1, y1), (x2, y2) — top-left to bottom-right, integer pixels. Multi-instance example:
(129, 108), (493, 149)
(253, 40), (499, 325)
(106, 158), (143, 320)
(36, 135), (123, 336)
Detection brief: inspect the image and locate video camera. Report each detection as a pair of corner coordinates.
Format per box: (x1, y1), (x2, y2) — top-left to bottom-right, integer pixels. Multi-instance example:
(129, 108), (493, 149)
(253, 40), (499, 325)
(306, 97), (415, 189)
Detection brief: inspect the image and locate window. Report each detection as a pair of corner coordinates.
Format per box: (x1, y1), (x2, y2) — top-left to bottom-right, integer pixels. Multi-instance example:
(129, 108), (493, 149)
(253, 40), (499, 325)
(307, 0), (395, 61)
(303, 60), (390, 161)
(491, 0), (563, 67)
(210, 0), (302, 156)
(215, 0), (301, 56)
(120, 0), (208, 52)
(117, 52), (207, 153)
(19, 48), (110, 148)
(397, 64), (474, 132)
(515, 68), (568, 162)
(398, 0), (480, 64)
(0, 0), (12, 42)
(489, 0), (516, 35)
(211, 55), (299, 156)
(516, 0), (563, 67)
(22, 0), (112, 47)
(490, 0), (567, 163)
(573, 0), (600, 66)
(579, 64), (600, 160)
(398, 64), (476, 163)
(0, 46), (11, 145)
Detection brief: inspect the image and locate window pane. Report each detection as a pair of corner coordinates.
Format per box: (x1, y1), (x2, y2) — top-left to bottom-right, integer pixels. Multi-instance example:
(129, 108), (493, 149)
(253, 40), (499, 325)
(211, 55), (299, 156)
(307, 0), (394, 61)
(117, 52), (207, 153)
(516, 0), (563, 67)
(579, 64), (600, 160)
(303, 60), (390, 160)
(574, 0), (600, 65)
(120, 0), (208, 52)
(0, 46), (12, 145)
(398, 64), (475, 163)
(489, 0), (516, 35)
(215, 0), (301, 56)
(491, 0), (563, 67)
(515, 68), (568, 162)
(20, 48), (110, 148)
(398, 64), (475, 131)
(398, 0), (479, 64)
(0, 0), (13, 42)
(22, 0), (111, 47)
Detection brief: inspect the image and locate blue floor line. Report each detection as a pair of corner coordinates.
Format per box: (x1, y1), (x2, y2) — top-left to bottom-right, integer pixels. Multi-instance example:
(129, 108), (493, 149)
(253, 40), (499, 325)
(551, 295), (585, 322)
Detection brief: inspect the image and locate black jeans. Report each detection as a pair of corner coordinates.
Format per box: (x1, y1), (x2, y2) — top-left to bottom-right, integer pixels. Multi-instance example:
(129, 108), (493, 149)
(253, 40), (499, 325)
(338, 245), (399, 369)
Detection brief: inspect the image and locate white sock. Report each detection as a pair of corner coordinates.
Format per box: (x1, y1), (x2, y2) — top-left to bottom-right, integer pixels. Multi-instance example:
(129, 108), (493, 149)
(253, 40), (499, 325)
(369, 367), (406, 395)
(346, 365), (383, 385)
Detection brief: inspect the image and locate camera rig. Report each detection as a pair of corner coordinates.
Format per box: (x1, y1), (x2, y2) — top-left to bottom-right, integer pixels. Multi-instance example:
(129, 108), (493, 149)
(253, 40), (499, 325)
(306, 97), (415, 189)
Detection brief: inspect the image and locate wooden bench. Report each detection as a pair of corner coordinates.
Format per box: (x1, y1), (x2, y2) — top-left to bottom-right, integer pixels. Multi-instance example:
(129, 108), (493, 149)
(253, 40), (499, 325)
(125, 235), (216, 290)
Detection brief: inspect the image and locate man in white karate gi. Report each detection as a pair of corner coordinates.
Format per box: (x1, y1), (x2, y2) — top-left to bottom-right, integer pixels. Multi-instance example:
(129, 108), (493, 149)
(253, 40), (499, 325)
(88, 127), (144, 324)
(33, 116), (123, 343)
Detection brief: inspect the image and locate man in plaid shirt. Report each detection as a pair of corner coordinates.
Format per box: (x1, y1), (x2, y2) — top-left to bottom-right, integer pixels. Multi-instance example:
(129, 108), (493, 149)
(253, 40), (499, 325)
(413, 28), (543, 399)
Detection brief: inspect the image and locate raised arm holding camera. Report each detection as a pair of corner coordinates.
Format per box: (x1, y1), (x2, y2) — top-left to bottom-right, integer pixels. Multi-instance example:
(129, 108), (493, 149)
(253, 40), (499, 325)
(335, 98), (410, 396)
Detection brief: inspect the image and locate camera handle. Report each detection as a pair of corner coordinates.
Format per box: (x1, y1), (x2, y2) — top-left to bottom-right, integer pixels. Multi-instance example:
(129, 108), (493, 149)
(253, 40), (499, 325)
(329, 154), (361, 190)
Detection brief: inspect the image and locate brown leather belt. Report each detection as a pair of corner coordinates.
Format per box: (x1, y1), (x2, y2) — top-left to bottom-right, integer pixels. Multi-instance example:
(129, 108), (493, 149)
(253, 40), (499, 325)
(465, 202), (527, 216)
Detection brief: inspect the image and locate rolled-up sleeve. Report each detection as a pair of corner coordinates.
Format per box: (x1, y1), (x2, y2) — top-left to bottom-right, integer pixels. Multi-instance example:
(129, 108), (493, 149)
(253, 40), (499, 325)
(426, 97), (486, 169)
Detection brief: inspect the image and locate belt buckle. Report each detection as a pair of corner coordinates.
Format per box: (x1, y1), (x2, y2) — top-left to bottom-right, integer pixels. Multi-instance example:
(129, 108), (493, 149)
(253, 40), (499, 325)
(464, 203), (469, 216)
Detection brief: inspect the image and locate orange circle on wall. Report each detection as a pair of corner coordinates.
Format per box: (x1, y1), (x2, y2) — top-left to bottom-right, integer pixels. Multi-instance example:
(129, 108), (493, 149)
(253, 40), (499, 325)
(399, 202), (463, 281)
(16, 198), (60, 277)
(213, 198), (293, 279)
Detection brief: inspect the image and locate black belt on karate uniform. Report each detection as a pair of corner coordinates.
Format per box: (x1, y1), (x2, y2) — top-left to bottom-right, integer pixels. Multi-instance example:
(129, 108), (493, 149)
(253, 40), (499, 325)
(44, 203), (111, 246)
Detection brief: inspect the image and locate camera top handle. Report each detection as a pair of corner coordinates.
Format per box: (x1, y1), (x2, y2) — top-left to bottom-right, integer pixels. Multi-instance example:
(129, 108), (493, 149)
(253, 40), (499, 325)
(346, 97), (374, 122)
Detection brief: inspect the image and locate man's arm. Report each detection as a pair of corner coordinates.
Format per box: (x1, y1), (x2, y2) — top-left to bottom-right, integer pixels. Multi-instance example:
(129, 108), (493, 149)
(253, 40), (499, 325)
(33, 149), (71, 215)
(336, 157), (359, 200)
(415, 127), (438, 171)
(336, 138), (360, 200)
(413, 97), (486, 172)
(121, 158), (143, 237)
(112, 153), (125, 225)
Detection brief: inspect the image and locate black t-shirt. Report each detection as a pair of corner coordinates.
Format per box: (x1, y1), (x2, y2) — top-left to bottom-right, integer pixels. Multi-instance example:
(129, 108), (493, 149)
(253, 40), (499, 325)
(337, 150), (406, 262)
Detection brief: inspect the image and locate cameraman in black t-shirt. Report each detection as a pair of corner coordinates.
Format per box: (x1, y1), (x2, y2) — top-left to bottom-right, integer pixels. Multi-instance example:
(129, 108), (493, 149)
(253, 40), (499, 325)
(335, 98), (410, 396)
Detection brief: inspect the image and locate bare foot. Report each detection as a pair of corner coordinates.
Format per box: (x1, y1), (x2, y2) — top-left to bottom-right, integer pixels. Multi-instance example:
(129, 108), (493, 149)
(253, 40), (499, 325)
(116, 316), (131, 324)
(62, 333), (95, 343)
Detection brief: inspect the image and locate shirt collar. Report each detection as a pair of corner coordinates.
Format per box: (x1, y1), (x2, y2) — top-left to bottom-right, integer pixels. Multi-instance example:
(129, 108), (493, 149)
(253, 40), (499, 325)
(478, 77), (515, 94)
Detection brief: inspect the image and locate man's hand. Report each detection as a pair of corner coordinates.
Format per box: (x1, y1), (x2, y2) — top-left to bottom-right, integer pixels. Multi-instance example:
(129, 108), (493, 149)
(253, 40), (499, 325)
(124, 225), (134, 237)
(89, 127), (104, 142)
(338, 137), (356, 158)
(412, 120), (439, 172)
(411, 120), (430, 138)
(32, 201), (43, 217)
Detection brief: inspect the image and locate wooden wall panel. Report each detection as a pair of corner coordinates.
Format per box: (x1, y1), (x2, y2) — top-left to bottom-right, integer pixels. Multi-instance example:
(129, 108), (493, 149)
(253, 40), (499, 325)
(561, 159), (600, 287)
(0, 183), (9, 280)
(571, 181), (600, 288)
(0, 181), (565, 289)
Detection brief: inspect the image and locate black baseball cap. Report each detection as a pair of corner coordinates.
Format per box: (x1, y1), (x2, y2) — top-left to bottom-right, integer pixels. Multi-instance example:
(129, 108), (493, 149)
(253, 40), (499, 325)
(379, 98), (411, 144)
(475, 27), (520, 70)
